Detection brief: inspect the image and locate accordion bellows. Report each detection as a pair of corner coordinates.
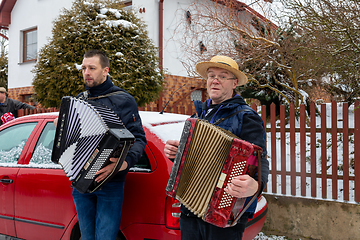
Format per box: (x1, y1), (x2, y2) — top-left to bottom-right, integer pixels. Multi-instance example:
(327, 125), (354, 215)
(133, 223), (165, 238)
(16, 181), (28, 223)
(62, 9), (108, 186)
(166, 118), (262, 228)
(52, 96), (135, 193)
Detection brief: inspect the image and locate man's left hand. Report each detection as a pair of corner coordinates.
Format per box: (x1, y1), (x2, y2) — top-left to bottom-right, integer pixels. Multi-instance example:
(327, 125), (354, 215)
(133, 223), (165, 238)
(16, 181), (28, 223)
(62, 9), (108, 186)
(224, 175), (258, 198)
(95, 158), (128, 182)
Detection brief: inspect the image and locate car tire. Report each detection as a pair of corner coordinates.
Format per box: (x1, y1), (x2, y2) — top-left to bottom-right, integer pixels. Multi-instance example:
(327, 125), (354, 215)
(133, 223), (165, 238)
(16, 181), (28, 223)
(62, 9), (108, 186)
(70, 223), (81, 240)
(116, 231), (126, 240)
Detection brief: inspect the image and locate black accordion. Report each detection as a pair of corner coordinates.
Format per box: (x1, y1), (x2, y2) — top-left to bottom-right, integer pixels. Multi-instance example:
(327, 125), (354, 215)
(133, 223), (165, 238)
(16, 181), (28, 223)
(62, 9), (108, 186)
(52, 96), (135, 193)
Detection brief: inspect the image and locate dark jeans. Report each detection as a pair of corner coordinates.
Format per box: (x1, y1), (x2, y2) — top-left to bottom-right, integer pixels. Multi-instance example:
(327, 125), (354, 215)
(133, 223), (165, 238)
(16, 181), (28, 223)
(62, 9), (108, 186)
(180, 212), (251, 240)
(72, 181), (125, 240)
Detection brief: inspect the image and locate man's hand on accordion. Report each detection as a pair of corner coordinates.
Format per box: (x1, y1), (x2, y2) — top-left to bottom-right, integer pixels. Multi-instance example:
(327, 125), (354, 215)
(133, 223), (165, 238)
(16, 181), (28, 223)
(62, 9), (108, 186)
(164, 140), (180, 160)
(95, 158), (128, 182)
(224, 175), (258, 198)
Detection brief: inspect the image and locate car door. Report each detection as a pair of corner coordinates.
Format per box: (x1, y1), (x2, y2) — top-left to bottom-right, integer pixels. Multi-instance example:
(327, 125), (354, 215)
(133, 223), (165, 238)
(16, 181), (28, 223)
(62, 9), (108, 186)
(14, 120), (76, 240)
(0, 121), (38, 237)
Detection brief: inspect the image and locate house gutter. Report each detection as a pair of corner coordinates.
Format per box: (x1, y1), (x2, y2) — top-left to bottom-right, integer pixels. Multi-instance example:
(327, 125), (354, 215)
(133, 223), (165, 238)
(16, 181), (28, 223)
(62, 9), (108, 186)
(0, 0), (16, 40)
(158, 0), (164, 111)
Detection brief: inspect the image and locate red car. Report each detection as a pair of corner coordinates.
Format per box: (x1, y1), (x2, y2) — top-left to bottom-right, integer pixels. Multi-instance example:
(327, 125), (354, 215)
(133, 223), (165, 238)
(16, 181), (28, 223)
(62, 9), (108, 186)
(0, 111), (267, 240)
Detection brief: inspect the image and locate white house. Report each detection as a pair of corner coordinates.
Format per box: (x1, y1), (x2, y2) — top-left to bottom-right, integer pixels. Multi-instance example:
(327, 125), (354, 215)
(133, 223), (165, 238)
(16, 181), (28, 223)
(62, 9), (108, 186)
(0, 0), (273, 108)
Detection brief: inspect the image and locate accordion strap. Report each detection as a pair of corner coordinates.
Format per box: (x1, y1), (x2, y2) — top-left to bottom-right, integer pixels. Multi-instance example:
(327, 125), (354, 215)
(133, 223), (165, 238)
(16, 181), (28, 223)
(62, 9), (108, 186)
(80, 90), (125, 100)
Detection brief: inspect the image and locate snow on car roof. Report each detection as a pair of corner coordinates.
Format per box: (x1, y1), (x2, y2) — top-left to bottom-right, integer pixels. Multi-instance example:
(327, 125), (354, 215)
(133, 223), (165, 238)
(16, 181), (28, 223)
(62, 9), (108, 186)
(139, 111), (190, 144)
(16, 111), (189, 144)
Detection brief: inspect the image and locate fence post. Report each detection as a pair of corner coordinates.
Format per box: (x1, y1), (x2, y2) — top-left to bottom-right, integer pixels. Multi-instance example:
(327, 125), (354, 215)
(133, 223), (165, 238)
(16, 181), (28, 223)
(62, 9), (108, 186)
(251, 102), (257, 111)
(321, 104), (327, 199)
(343, 102), (349, 201)
(17, 109), (24, 117)
(280, 104), (286, 194)
(355, 100), (360, 202)
(310, 102), (317, 197)
(186, 103), (193, 115)
(300, 104), (306, 196)
(270, 103), (277, 193)
(180, 105), (185, 115)
(172, 105), (178, 114)
(331, 101), (338, 199)
(290, 103), (296, 196)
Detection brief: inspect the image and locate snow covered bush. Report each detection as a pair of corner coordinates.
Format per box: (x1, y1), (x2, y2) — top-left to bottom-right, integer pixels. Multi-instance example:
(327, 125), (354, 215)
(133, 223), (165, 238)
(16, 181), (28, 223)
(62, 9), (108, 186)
(33, 0), (164, 107)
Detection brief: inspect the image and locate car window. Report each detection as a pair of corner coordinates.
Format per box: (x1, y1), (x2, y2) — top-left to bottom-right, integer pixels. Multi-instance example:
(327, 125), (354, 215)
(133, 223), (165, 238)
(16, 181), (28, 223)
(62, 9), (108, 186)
(129, 152), (151, 172)
(29, 122), (61, 169)
(0, 122), (37, 165)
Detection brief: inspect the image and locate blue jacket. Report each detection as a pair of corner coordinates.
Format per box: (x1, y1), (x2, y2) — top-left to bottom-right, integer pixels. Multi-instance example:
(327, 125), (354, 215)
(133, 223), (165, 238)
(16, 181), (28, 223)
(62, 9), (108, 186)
(77, 77), (146, 182)
(181, 94), (269, 219)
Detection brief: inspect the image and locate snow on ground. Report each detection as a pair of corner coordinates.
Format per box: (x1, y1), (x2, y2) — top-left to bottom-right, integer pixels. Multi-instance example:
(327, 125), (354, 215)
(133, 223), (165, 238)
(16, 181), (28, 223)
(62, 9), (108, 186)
(255, 232), (299, 240)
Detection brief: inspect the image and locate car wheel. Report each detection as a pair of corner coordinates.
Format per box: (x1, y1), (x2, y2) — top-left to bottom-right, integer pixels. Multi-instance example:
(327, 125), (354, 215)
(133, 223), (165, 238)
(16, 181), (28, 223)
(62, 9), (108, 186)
(70, 223), (81, 240)
(116, 231), (126, 240)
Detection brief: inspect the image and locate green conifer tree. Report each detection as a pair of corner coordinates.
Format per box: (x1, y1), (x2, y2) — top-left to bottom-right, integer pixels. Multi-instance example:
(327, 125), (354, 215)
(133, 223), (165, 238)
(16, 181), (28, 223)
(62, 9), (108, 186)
(0, 54), (7, 88)
(33, 0), (163, 108)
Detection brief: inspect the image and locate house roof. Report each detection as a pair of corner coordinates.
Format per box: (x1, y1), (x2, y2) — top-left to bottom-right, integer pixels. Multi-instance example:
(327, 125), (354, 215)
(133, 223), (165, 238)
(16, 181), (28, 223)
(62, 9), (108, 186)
(0, 0), (17, 27)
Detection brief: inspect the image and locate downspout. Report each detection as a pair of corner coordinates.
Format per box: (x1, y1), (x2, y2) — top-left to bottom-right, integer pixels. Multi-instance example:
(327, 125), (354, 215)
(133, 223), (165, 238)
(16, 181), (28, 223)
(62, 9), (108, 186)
(158, 0), (164, 112)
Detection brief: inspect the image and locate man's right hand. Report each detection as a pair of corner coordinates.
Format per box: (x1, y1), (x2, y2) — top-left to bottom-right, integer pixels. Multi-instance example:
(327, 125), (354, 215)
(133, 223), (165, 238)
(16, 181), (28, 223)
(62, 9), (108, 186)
(164, 140), (180, 160)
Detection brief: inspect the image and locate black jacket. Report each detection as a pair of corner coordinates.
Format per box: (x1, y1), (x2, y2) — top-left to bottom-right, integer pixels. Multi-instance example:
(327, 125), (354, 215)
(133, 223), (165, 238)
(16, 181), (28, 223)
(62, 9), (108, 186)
(77, 77), (147, 182)
(181, 95), (269, 218)
(0, 97), (35, 125)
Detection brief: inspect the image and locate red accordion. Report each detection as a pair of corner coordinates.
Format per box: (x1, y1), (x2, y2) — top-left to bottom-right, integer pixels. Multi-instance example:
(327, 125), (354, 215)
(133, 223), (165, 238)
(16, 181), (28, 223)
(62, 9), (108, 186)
(166, 118), (262, 228)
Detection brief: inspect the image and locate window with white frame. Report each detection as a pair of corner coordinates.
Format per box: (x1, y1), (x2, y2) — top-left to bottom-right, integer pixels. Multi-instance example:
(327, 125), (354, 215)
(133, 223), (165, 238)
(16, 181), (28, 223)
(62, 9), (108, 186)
(191, 90), (203, 102)
(22, 28), (37, 62)
(123, 0), (132, 11)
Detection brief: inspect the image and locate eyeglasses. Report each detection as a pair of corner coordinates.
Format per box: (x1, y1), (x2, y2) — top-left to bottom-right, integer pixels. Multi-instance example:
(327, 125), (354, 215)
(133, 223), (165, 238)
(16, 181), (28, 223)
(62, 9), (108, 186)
(207, 74), (236, 81)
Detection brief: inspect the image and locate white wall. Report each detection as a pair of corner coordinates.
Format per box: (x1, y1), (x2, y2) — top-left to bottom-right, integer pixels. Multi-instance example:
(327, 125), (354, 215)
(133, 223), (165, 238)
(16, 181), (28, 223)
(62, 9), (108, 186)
(7, 0), (261, 89)
(132, 0), (194, 77)
(132, 0), (258, 78)
(162, 0), (194, 77)
(8, 0), (73, 88)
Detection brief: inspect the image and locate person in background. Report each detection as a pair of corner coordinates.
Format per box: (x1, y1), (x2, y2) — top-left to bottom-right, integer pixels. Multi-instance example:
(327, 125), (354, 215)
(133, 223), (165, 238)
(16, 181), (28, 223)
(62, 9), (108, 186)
(164, 55), (269, 240)
(71, 49), (146, 240)
(0, 87), (35, 125)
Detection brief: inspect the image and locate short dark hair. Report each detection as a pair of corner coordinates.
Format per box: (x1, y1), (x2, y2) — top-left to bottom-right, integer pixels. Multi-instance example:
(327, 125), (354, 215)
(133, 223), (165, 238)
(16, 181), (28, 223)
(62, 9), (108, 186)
(84, 49), (110, 69)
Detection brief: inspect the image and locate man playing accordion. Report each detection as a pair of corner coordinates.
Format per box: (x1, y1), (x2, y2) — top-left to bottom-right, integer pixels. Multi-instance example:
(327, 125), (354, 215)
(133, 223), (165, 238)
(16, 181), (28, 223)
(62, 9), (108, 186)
(164, 55), (269, 240)
(72, 49), (146, 240)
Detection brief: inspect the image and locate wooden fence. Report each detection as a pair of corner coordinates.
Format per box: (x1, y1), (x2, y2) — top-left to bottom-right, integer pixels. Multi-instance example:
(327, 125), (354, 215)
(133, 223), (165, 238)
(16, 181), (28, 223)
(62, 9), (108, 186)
(18, 101), (360, 203)
(17, 107), (58, 117)
(257, 101), (360, 203)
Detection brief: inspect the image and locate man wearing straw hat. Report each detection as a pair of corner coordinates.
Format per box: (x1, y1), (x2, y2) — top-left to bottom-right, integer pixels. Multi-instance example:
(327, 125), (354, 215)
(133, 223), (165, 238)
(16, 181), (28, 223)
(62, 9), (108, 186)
(164, 55), (269, 240)
(0, 87), (35, 125)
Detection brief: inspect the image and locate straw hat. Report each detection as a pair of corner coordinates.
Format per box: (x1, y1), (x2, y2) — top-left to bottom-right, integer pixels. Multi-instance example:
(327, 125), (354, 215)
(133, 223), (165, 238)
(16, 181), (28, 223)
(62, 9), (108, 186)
(0, 87), (7, 93)
(195, 55), (248, 86)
